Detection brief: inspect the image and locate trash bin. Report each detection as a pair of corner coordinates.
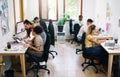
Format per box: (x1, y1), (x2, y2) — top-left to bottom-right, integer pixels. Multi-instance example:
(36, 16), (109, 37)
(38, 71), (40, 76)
(113, 56), (120, 77)
(5, 70), (14, 77)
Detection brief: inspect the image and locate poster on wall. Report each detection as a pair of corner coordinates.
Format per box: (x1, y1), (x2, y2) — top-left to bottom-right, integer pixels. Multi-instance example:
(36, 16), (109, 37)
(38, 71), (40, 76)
(0, 0), (9, 36)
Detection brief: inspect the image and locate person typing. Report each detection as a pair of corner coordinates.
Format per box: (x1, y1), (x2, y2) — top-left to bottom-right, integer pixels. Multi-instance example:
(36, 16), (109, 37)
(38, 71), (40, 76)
(23, 26), (44, 60)
(85, 24), (108, 73)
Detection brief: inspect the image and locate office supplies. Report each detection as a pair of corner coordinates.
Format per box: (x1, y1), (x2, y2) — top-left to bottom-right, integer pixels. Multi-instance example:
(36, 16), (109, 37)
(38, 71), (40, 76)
(12, 37), (21, 43)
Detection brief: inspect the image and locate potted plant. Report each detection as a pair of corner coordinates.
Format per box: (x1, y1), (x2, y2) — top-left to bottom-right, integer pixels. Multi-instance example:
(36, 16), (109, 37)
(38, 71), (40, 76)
(57, 14), (70, 32)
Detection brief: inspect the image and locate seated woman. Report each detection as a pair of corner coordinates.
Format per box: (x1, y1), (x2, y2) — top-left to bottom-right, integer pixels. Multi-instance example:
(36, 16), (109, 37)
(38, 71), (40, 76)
(25, 26), (44, 59)
(85, 24), (108, 72)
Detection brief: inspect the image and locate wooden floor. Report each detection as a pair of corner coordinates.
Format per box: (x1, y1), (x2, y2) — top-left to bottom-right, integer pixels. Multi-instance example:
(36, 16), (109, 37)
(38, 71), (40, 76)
(1, 41), (107, 77)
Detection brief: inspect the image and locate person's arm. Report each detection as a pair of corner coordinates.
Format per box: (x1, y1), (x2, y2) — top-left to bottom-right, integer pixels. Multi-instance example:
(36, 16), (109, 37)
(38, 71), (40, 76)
(19, 34), (28, 40)
(22, 35), (28, 40)
(29, 36), (43, 52)
(89, 35), (106, 45)
(77, 26), (84, 37)
(29, 45), (40, 52)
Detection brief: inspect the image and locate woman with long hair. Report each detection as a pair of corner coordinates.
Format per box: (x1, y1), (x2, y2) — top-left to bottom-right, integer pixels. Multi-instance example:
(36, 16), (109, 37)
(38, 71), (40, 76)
(85, 24), (108, 72)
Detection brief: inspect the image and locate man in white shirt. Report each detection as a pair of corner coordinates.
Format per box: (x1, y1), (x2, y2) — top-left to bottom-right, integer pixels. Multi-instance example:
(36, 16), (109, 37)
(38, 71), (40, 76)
(77, 19), (93, 42)
(74, 15), (83, 26)
(78, 15), (83, 26)
(72, 15), (83, 32)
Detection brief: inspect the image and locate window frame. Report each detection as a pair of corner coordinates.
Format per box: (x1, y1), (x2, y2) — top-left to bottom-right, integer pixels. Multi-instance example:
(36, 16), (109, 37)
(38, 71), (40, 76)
(39, 0), (82, 21)
(39, 0), (58, 21)
(64, 0), (82, 20)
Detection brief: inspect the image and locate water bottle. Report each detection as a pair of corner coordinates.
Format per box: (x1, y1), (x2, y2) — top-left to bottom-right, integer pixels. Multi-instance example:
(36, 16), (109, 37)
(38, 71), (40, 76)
(7, 42), (11, 49)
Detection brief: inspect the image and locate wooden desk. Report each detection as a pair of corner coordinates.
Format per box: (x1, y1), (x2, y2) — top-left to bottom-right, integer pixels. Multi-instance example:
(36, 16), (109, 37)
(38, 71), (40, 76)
(94, 35), (113, 40)
(101, 42), (120, 77)
(0, 44), (27, 77)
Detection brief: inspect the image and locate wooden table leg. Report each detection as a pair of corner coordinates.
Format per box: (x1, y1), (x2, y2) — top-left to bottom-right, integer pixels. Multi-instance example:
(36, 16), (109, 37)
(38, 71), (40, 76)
(20, 54), (26, 77)
(0, 56), (3, 75)
(107, 54), (113, 77)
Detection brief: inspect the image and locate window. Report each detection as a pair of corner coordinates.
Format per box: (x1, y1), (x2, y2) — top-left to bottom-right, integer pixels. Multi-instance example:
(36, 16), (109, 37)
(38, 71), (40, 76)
(40, 0), (58, 20)
(39, 0), (81, 20)
(48, 0), (57, 20)
(65, 0), (80, 20)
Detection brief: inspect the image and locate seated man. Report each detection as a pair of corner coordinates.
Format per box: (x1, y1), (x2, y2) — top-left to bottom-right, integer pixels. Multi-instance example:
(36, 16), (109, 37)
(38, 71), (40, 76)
(24, 26), (44, 60)
(33, 17), (40, 26)
(77, 19), (93, 42)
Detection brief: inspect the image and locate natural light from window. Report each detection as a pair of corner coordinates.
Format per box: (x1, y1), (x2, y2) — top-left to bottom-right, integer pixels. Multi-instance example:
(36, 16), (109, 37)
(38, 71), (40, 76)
(48, 0), (57, 20)
(65, 0), (80, 20)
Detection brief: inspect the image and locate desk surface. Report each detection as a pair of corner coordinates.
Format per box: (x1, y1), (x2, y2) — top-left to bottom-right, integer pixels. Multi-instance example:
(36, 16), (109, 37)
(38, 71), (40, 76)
(0, 43), (27, 54)
(94, 35), (113, 40)
(0, 43), (27, 77)
(101, 40), (120, 77)
(101, 42), (120, 55)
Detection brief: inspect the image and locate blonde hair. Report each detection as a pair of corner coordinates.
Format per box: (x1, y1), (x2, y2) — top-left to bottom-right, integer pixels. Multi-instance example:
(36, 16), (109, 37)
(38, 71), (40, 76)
(87, 24), (96, 35)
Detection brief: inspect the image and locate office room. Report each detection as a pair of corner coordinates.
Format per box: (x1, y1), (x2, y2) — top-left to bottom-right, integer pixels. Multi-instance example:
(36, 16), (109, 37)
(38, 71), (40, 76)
(0, 0), (120, 77)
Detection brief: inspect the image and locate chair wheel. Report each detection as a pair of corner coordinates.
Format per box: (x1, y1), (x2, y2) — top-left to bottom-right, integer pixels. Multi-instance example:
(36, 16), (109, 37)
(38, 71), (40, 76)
(76, 51), (78, 54)
(81, 64), (84, 67)
(56, 53), (58, 55)
(48, 71), (50, 74)
(95, 71), (98, 73)
(37, 75), (39, 77)
(53, 56), (55, 59)
(82, 69), (85, 71)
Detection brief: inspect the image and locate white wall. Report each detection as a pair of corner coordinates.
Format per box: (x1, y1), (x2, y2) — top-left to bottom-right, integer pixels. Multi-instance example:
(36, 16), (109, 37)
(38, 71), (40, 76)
(94, 0), (120, 38)
(83, 0), (96, 24)
(107, 0), (120, 38)
(0, 0), (15, 47)
(95, 0), (107, 30)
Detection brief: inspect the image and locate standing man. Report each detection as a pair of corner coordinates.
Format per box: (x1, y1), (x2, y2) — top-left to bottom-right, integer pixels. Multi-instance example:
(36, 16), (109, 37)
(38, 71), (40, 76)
(20, 19), (47, 44)
(21, 19), (34, 40)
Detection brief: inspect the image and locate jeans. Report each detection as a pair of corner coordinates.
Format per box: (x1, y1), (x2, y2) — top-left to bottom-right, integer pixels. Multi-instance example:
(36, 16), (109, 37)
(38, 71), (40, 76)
(85, 46), (108, 66)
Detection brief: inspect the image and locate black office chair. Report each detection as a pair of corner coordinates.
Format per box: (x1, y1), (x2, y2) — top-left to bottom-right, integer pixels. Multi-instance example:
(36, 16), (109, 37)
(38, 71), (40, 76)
(69, 19), (74, 35)
(26, 33), (51, 77)
(71, 23), (80, 44)
(39, 19), (48, 33)
(80, 32), (100, 73)
(48, 20), (58, 58)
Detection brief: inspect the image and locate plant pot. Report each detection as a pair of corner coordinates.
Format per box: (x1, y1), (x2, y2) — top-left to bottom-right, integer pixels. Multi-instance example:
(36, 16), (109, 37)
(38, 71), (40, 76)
(58, 26), (63, 32)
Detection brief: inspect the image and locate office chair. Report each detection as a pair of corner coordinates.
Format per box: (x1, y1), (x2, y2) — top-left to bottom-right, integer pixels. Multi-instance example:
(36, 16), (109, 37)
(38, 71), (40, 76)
(71, 23), (80, 44)
(69, 19), (74, 35)
(80, 32), (100, 73)
(39, 19), (48, 33)
(26, 33), (51, 77)
(69, 19), (74, 42)
(48, 20), (58, 58)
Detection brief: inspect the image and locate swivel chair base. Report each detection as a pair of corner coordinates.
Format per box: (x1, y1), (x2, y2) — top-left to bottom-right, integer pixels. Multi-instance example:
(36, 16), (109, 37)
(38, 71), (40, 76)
(49, 50), (58, 58)
(27, 64), (50, 77)
(81, 58), (100, 73)
(76, 48), (82, 54)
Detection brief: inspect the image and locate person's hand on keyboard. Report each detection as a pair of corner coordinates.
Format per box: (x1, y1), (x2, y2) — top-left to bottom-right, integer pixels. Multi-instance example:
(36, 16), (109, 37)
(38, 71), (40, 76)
(23, 44), (29, 48)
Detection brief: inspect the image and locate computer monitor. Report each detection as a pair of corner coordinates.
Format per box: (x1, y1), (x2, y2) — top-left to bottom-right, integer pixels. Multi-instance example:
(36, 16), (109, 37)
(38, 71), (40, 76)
(15, 21), (25, 34)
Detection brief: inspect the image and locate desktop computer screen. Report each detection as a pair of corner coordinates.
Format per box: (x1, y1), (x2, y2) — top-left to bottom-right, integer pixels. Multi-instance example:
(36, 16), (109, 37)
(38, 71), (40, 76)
(16, 21), (25, 34)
